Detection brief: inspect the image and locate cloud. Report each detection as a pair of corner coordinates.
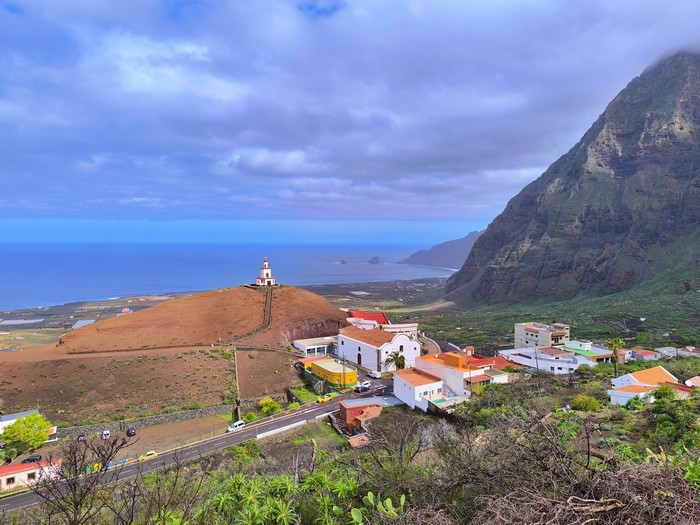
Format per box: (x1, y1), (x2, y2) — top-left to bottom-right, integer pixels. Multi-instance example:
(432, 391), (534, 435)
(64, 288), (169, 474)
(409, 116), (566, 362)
(3, 0), (700, 227)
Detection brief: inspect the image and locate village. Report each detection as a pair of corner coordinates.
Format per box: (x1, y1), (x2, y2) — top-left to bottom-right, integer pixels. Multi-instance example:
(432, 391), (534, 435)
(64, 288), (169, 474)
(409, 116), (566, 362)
(2, 258), (700, 500)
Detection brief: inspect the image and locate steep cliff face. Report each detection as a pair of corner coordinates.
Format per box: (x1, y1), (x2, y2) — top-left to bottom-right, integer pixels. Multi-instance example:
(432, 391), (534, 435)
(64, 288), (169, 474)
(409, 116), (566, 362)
(446, 52), (700, 304)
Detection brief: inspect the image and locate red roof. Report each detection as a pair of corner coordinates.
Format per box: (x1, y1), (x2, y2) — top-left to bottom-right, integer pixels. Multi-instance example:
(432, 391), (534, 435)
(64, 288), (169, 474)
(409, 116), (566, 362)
(471, 354), (523, 369)
(632, 350), (659, 356)
(348, 310), (390, 325)
(0, 460), (60, 478)
(665, 382), (694, 394)
(465, 374), (492, 383)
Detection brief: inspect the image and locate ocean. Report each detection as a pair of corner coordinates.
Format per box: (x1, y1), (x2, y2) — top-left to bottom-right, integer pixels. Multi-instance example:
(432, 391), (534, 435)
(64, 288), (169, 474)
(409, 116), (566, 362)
(0, 243), (455, 312)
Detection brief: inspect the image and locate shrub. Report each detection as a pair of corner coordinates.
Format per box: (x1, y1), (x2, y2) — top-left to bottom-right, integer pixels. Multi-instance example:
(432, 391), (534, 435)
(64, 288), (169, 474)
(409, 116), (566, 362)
(181, 402), (202, 411)
(570, 395), (601, 412)
(259, 397), (282, 416)
(288, 401), (300, 410)
(243, 412), (259, 424)
(625, 396), (645, 411)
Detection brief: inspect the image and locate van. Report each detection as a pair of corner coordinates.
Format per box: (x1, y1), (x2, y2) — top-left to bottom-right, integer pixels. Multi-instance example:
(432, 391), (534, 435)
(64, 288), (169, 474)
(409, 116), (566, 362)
(226, 420), (246, 433)
(368, 370), (382, 379)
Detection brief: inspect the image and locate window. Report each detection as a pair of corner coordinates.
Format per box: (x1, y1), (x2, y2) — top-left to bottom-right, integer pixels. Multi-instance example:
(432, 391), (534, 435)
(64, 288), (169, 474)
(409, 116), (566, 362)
(399, 345), (404, 352)
(357, 352), (362, 366)
(341, 340), (344, 345)
(27, 473), (36, 481)
(6, 477), (15, 485)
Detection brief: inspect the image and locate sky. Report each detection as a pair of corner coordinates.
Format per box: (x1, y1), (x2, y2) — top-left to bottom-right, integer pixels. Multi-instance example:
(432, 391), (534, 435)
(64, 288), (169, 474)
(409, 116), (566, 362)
(2, 0), (700, 246)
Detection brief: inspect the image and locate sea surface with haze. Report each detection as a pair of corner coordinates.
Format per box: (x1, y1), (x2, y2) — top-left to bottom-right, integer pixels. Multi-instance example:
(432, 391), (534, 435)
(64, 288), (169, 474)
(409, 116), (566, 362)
(0, 243), (455, 312)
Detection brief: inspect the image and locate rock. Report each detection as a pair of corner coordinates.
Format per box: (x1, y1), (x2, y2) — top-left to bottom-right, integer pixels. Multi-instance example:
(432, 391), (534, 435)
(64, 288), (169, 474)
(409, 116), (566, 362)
(368, 256), (381, 264)
(446, 51), (700, 304)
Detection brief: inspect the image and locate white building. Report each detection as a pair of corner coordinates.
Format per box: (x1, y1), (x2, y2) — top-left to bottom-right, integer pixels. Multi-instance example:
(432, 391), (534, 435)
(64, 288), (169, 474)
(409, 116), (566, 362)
(254, 258), (276, 286)
(0, 460), (61, 492)
(499, 347), (593, 375)
(514, 322), (570, 348)
(337, 326), (420, 373)
(608, 366), (679, 406)
(393, 368), (444, 411)
(293, 336), (338, 357)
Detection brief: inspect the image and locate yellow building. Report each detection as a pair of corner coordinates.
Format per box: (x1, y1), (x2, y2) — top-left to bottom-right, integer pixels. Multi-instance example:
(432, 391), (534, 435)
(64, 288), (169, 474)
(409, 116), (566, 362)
(299, 357), (357, 387)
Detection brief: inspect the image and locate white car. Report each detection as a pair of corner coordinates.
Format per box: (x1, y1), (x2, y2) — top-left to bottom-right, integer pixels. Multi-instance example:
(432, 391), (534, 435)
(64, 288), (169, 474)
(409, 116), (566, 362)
(358, 380), (372, 389)
(368, 370), (382, 379)
(227, 420), (246, 432)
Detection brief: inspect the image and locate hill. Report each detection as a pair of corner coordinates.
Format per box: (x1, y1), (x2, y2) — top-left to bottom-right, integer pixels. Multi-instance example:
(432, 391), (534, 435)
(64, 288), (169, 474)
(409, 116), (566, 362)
(446, 51), (700, 305)
(401, 231), (481, 269)
(0, 286), (348, 424)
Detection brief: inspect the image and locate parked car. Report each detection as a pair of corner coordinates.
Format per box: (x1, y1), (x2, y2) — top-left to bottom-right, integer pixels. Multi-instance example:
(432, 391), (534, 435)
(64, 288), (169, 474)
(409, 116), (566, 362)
(226, 420), (246, 433)
(20, 455), (42, 464)
(355, 385), (369, 393)
(101, 430), (111, 440)
(138, 450), (158, 462)
(126, 427), (136, 437)
(77, 434), (86, 442)
(358, 380), (372, 389)
(367, 370), (382, 379)
(316, 394), (333, 403)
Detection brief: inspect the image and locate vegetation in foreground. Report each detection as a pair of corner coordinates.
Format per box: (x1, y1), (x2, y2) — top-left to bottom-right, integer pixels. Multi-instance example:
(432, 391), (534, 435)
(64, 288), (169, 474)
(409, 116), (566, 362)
(4, 361), (700, 525)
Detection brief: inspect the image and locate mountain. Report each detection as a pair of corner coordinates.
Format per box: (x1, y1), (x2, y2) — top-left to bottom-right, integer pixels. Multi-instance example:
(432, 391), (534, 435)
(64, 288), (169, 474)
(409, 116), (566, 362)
(401, 231), (482, 269)
(446, 51), (700, 304)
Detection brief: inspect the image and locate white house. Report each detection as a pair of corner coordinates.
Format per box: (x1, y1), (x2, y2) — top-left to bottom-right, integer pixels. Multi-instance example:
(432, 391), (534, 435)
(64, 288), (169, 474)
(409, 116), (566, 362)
(337, 326), (420, 373)
(499, 347), (594, 375)
(630, 349), (662, 361)
(393, 368), (444, 411)
(0, 460), (61, 492)
(608, 366), (679, 406)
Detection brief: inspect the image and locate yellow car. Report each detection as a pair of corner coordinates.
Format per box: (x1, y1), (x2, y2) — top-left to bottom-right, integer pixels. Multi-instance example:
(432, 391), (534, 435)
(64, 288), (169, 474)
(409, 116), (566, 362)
(138, 450), (158, 462)
(316, 394), (333, 403)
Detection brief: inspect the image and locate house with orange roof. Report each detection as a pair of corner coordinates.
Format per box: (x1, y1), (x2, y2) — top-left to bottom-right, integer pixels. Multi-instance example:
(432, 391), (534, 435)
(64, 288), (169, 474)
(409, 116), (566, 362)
(339, 399), (383, 434)
(415, 352), (509, 397)
(337, 325), (420, 373)
(608, 365), (679, 406)
(393, 368), (444, 411)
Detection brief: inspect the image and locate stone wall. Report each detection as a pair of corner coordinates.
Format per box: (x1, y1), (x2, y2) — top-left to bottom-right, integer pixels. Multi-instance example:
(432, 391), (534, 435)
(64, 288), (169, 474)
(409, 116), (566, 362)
(56, 394), (289, 439)
(56, 404), (237, 439)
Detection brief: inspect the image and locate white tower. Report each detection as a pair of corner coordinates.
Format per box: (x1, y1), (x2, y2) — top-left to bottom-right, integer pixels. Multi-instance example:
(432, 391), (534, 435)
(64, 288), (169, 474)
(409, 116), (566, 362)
(255, 258), (276, 286)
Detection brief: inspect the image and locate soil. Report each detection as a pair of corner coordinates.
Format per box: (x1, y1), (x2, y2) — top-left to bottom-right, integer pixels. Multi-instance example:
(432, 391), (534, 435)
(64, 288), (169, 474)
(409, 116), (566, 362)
(0, 286), (347, 424)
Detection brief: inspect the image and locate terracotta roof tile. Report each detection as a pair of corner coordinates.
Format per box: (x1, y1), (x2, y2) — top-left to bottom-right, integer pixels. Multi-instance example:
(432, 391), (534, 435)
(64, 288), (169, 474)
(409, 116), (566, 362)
(629, 366), (678, 386)
(393, 368), (442, 386)
(341, 325), (394, 347)
(613, 385), (655, 394)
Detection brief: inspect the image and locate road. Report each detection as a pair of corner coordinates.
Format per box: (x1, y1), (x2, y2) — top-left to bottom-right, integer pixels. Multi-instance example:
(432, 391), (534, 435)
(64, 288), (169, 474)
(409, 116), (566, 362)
(0, 386), (391, 514)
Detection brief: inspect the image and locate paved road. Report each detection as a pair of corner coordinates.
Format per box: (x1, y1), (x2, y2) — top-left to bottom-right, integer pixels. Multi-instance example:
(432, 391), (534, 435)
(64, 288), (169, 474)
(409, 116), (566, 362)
(0, 387), (391, 514)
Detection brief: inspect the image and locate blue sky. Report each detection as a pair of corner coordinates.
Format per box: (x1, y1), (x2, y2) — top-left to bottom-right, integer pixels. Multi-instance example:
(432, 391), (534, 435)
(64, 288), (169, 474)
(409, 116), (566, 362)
(2, 1), (700, 246)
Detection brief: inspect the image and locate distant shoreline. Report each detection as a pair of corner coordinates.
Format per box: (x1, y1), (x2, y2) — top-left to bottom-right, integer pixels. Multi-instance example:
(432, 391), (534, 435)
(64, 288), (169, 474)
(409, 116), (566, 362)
(0, 276), (449, 316)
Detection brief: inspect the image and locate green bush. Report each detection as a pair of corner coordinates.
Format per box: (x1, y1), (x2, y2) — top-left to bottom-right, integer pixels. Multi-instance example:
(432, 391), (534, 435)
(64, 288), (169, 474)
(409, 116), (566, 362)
(570, 395), (601, 412)
(243, 412), (259, 424)
(181, 402), (202, 411)
(625, 396), (645, 411)
(288, 401), (300, 410)
(259, 397), (282, 416)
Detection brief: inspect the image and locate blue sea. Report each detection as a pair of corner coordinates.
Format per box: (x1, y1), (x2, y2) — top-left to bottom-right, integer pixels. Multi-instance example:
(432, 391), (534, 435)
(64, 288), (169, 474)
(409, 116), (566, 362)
(0, 244), (455, 312)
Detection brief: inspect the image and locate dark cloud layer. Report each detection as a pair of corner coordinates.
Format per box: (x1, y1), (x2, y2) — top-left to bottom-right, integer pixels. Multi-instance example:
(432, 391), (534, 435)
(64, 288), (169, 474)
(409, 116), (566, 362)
(2, 1), (700, 223)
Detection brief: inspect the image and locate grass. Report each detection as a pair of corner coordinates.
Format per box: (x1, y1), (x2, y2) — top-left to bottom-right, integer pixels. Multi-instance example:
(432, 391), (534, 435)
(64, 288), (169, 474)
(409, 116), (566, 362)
(292, 386), (319, 404)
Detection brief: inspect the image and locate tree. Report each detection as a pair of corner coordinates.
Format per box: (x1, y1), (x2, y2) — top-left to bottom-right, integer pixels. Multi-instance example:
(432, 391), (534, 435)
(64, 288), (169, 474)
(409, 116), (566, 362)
(31, 435), (131, 525)
(0, 413), (52, 454)
(384, 351), (406, 371)
(606, 338), (625, 377)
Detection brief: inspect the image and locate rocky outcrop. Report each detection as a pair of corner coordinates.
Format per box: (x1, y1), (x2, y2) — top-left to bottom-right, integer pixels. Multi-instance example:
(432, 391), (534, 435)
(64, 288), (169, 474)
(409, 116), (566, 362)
(401, 231), (482, 269)
(446, 51), (700, 304)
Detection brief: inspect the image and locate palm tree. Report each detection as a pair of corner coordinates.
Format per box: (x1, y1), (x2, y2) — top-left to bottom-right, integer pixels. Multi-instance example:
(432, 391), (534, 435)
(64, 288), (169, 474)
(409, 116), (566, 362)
(607, 337), (625, 376)
(384, 351), (406, 371)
